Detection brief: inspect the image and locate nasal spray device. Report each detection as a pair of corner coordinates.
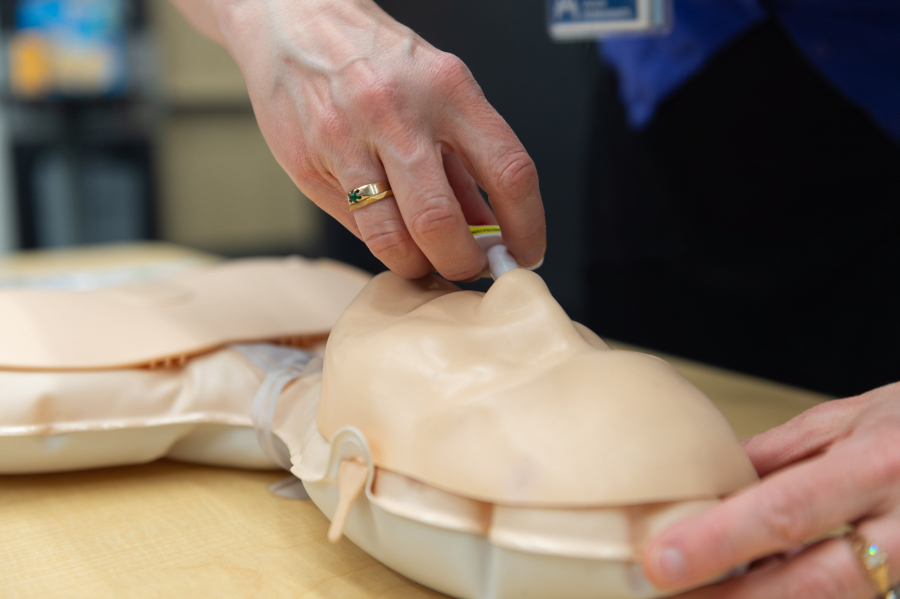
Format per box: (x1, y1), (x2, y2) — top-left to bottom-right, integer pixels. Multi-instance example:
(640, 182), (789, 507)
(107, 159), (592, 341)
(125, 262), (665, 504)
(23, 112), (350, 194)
(469, 226), (543, 280)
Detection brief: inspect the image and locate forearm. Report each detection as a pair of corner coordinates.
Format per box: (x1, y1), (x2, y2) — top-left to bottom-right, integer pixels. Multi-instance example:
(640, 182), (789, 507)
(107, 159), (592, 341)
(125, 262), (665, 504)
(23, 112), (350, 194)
(167, 0), (397, 57)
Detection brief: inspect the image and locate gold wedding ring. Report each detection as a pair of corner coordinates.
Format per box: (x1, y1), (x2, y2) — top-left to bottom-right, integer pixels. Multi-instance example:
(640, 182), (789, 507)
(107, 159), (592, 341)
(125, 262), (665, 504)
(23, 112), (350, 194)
(851, 534), (895, 598)
(348, 182), (393, 211)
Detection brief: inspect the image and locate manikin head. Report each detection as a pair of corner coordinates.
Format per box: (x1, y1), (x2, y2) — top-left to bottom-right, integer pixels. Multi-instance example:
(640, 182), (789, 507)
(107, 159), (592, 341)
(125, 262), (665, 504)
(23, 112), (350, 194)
(319, 269), (757, 507)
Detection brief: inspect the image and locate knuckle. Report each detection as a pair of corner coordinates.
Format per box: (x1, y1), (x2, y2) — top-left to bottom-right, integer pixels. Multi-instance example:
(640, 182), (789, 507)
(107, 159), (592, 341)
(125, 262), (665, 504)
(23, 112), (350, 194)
(345, 61), (386, 94)
(362, 78), (395, 109)
(360, 220), (432, 278)
(361, 224), (411, 259)
(408, 199), (458, 239)
(342, 62), (399, 117)
(862, 428), (900, 485)
(384, 134), (426, 167)
(431, 52), (477, 95)
(311, 105), (347, 145)
(280, 145), (324, 188)
(293, 160), (320, 186)
(757, 487), (811, 546)
(392, 136), (432, 165)
(492, 149), (538, 197)
(433, 52), (468, 79)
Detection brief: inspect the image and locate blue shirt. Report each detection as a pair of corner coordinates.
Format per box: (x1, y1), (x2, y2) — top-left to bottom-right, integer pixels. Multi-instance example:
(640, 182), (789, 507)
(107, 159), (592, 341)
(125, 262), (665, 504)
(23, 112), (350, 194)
(601, 0), (900, 141)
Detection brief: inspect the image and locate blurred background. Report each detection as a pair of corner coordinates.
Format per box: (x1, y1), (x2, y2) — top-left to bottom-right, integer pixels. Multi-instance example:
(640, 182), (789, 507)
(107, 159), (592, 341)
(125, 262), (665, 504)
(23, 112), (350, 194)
(0, 0), (323, 259)
(0, 0), (597, 321)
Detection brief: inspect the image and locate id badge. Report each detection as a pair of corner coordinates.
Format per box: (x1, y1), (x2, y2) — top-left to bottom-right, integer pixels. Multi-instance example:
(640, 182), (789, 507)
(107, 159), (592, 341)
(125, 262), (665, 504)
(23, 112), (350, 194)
(547, 0), (670, 41)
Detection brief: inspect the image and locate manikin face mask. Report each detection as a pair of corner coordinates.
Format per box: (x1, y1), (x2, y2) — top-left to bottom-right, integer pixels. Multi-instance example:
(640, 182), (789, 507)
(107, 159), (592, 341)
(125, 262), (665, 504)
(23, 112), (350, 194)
(0, 259), (758, 599)
(287, 269), (758, 599)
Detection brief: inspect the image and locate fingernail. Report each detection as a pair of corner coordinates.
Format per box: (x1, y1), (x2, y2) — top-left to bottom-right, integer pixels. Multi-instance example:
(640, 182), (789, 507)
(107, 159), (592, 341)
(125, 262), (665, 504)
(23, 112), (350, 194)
(656, 547), (686, 583)
(522, 245), (545, 268)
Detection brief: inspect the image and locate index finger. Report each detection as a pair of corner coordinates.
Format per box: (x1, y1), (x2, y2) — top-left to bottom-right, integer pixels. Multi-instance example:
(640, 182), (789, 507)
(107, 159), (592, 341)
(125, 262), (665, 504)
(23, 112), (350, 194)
(643, 437), (882, 590)
(452, 106), (545, 268)
(742, 395), (866, 478)
(380, 142), (488, 281)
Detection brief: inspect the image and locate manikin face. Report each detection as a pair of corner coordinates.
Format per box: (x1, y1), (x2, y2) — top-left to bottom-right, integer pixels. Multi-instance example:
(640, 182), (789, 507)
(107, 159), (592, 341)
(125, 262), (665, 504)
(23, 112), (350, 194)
(319, 269), (757, 507)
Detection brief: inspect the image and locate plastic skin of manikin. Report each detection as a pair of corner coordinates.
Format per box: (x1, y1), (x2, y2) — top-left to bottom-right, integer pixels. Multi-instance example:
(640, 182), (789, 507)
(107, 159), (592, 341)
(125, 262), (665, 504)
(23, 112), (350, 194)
(0, 256), (759, 599)
(278, 266), (759, 599)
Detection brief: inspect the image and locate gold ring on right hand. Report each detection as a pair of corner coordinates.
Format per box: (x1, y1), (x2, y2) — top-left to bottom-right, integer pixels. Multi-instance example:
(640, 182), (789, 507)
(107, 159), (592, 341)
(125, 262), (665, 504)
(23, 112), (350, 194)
(850, 533), (896, 598)
(348, 182), (393, 211)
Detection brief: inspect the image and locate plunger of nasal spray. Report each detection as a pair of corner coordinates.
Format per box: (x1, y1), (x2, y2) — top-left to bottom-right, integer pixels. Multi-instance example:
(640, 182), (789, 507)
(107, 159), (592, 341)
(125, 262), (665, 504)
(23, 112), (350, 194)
(469, 226), (543, 280)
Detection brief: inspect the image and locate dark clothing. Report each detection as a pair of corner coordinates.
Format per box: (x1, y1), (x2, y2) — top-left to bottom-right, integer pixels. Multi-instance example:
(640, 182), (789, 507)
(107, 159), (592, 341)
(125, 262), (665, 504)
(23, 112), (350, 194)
(584, 19), (900, 398)
(601, 0), (900, 141)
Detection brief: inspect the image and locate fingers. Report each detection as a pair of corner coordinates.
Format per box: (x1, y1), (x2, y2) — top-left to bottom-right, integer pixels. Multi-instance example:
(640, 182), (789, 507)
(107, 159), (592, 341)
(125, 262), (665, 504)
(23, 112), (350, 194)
(451, 106), (545, 268)
(669, 515), (900, 599)
(443, 153), (496, 227)
(743, 394), (868, 477)
(670, 539), (864, 599)
(352, 195), (434, 278)
(335, 160), (434, 279)
(380, 143), (488, 281)
(643, 438), (888, 590)
(330, 149), (495, 280)
(294, 171), (364, 239)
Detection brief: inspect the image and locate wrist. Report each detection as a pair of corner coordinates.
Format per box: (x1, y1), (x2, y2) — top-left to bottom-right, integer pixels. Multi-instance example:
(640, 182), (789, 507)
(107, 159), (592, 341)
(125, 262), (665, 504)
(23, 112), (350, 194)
(213, 0), (411, 76)
(213, 0), (384, 47)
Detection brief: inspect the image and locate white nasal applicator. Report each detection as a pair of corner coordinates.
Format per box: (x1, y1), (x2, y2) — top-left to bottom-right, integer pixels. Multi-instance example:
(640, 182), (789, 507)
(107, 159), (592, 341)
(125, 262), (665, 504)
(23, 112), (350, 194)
(469, 226), (543, 280)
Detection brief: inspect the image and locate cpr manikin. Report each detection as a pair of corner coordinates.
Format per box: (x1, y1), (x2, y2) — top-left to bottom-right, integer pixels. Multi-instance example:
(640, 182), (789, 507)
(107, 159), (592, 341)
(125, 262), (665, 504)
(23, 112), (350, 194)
(278, 268), (759, 599)
(0, 257), (759, 599)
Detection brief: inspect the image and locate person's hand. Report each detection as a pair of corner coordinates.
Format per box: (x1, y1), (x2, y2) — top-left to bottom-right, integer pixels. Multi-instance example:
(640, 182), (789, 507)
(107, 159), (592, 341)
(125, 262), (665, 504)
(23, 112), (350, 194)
(172, 0), (545, 281)
(642, 381), (900, 598)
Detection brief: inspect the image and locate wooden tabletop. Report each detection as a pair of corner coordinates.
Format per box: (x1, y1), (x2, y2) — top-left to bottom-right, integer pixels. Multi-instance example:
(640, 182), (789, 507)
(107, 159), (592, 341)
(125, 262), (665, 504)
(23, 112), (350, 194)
(0, 243), (830, 598)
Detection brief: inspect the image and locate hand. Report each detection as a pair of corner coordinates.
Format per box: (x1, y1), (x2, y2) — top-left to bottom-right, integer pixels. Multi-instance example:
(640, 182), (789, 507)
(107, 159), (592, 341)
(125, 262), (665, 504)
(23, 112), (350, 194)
(642, 381), (900, 599)
(173, 0), (545, 281)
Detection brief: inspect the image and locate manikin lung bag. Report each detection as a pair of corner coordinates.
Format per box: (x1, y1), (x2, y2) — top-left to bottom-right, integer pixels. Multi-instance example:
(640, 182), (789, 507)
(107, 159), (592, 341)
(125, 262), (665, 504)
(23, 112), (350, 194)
(0, 260), (759, 599)
(0, 257), (370, 472)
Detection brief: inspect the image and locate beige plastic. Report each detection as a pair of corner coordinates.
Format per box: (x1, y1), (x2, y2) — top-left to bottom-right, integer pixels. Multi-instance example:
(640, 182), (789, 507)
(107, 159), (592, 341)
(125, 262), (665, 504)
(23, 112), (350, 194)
(0, 348), (277, 473)
(0, 256), (369, 370)
(318, 270), (758, 507)
(271, 375), (739, 599)
(270, 269), (758, 598)
(0, 256), (369, 473)
(0, 261), (759, 598)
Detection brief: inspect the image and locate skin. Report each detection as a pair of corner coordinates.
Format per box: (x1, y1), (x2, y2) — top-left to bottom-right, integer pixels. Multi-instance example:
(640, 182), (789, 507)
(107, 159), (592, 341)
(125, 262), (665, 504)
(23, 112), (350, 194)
(643, 381), (900, 598)
(169, 0), (546, 281)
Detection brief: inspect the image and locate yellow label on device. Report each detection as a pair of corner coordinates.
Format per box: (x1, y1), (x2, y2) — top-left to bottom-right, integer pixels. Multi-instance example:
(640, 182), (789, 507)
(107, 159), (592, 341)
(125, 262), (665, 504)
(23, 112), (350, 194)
(469, 225), (501, 236)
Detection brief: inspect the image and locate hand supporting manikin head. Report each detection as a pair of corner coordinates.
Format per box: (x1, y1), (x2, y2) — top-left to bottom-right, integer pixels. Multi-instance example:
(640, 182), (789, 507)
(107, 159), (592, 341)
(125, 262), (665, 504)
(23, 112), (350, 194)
(318, 268), (758, 508)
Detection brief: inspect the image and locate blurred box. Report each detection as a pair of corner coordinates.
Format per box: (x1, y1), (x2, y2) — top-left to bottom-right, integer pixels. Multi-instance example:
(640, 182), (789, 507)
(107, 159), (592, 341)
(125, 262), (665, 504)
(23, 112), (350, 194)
(151, 0), (247, 105)
(158, 114), (321, 255)
(151, 1), (322, 255)
(9, 0), (129, 98)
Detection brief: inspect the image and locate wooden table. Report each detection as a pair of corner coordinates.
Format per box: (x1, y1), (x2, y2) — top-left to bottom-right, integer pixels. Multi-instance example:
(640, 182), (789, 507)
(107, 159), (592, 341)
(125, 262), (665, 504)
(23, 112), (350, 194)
(0, 243), (830, 598)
